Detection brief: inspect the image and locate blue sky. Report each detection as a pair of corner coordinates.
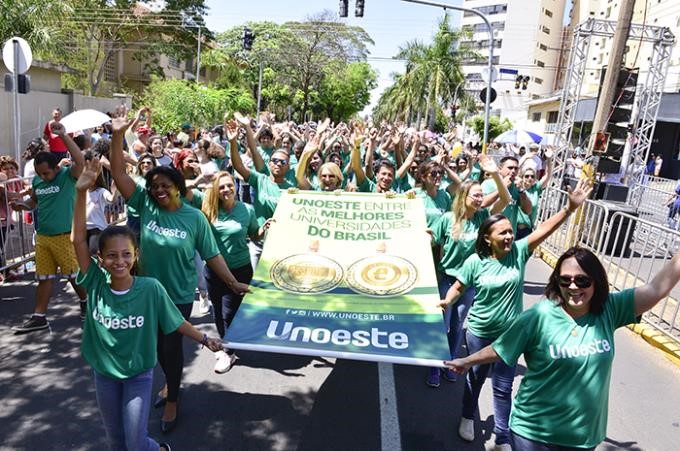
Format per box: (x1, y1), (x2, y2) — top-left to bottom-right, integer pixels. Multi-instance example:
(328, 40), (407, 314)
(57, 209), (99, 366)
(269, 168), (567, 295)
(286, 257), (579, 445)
(204, 0), (463, 112)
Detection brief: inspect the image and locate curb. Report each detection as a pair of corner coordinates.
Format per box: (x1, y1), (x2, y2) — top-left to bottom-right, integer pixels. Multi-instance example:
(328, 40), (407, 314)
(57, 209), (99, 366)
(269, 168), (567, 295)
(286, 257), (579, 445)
(536, 246), (680, 368)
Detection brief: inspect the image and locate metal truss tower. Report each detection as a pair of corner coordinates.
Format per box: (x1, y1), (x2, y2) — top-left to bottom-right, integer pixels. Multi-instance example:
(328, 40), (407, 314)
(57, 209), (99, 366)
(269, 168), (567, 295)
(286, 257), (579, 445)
(550, 18), (675, 190)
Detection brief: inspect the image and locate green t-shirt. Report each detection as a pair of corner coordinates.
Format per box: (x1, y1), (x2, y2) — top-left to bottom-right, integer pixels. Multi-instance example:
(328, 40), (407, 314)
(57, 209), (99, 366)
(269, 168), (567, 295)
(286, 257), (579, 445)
(452, 238), (530, 338)
(415, 187), (452, 227)
(482, 179), (521, 231)
(248, 171), (293, 227)
(33, 166), (77, 235)
(78, 259), (184, 379)
(432, 209), (490, 275)
(127, 185), (220, 304)
(517, 182), (542, 227)
(469, 162), (482, 181)
(493, 290), (636, 448)
(358, 177), (379, 193)
(397, 173), (417, 192)
(192, 191), (258, 269)
(126, 176), (146, 220)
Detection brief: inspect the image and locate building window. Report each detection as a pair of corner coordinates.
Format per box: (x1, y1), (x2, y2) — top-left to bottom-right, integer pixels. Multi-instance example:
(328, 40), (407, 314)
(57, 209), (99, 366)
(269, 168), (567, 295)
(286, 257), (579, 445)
(532, 112), (542, 122)
(544, 9), (553, 18)
(537, 60), (545, 68)
(168, 55), (180, 68)
(547, 111), (559, 123)
(539, 43), (548, 51)
(104, 51), (117, 82)
(534, 77), (544, 85)
(542, 26), (551, 35)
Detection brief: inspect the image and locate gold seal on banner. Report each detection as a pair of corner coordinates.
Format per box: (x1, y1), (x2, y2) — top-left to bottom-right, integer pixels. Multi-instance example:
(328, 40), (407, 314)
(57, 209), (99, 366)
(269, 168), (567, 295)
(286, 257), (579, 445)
(270, 254), (344, 294)
(345, 255), (417, 297)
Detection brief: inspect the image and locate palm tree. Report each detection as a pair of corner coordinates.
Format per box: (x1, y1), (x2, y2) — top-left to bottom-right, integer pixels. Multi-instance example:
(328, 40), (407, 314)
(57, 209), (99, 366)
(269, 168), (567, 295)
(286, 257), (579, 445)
(373, 13), (477, 128)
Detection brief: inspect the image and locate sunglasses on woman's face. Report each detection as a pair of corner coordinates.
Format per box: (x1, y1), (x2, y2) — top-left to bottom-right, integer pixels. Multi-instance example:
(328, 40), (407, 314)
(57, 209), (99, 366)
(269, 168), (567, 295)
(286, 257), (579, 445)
(271, 158), (288, 166)
(558, 275), (593, 288)
(429, 170), (442, 177)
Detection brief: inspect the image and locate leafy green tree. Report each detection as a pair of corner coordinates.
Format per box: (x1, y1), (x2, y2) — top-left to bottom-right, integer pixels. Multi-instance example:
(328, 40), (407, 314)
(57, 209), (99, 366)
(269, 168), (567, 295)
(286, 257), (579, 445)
(316, 62), (377, 121)
(0, 0), (72, 58)
(140, 78), (254, 134)
(466, 115), (513, 141)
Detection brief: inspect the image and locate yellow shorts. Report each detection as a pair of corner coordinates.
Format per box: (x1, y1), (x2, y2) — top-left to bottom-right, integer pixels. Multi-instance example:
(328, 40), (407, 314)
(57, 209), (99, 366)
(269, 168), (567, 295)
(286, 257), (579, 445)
(35, 233), (79, 280)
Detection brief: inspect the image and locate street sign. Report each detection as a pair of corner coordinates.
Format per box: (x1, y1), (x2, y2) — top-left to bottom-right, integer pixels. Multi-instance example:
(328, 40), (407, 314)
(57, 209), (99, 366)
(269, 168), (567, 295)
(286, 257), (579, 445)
(481, 66), (498, 83)
(480, 87), (497, 104)
(2, 37), (32, 74)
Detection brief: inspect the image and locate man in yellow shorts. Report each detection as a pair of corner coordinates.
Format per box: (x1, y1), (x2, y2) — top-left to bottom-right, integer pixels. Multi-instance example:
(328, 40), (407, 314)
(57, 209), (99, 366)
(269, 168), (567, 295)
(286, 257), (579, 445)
(11, 121), (87, 333)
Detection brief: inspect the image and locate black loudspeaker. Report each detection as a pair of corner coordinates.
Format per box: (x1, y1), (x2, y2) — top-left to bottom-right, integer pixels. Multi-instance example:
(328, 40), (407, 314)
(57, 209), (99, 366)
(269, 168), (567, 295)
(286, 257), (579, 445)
(593, 182), (629, 202)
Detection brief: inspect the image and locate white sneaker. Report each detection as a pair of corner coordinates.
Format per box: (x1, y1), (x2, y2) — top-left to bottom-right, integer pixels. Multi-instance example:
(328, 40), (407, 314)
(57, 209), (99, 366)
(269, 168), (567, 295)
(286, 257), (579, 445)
(458, 417), (475, 442)
(198, 290), (211, 315)
(214, 350), (238, 374)
(493, 444), (512, 451)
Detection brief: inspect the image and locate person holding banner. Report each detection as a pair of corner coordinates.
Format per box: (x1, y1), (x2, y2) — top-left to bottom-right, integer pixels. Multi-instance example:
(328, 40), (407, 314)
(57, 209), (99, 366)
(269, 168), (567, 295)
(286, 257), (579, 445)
(108, 107), (249, 434)
(426, 155), (511, 388)
(444, 245), (680, 450)
(441, 178), (592, 451)
(189, 171), (270, 373)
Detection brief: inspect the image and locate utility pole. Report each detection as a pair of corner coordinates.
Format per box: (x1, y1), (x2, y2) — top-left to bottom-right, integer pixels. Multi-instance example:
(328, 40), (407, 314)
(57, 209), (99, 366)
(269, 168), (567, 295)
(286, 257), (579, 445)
(195, 26), (202, 83)
(588, 1), (635, 155)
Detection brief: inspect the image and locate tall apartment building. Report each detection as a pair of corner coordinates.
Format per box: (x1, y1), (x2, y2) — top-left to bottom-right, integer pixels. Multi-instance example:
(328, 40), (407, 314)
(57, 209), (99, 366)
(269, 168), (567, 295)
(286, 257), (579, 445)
(461, 0), (568, 126)
(568, 0), (680, 96)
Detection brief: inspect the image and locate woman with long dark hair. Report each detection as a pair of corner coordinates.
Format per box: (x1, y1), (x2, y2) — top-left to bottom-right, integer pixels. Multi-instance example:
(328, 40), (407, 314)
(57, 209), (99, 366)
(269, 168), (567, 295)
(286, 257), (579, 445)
(445, 245), (680, 450)
(441, 178), (592, 451)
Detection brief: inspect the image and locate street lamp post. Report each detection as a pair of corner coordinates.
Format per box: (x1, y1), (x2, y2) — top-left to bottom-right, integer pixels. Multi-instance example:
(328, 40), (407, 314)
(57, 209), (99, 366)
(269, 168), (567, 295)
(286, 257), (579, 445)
(401, 0), (494, 149)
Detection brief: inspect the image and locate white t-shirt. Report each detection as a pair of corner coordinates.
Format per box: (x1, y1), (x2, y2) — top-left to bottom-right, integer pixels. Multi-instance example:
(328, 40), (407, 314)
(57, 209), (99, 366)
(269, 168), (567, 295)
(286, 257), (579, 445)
(86, 187), (114, 231)
(23, 159), (36, 179)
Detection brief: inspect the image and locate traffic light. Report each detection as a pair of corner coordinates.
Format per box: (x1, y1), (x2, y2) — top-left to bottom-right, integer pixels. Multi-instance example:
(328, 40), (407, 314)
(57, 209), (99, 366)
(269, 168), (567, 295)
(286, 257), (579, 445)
(515, 75), (522, 89)
(356, 0), (365, 17)
(18, 74), (30, 94)
(339, 0), (348, 17)
(596, 66), (638, 173)
(242, 27), (255, 51)
(521, 75), (530, 90)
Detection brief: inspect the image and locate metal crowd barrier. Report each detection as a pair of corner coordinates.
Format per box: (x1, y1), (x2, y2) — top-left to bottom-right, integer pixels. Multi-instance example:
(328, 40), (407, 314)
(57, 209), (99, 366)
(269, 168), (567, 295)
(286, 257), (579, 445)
(536, 186), (680, 341)
(1, 176), (36, 272)
(629, 175), (677, 226)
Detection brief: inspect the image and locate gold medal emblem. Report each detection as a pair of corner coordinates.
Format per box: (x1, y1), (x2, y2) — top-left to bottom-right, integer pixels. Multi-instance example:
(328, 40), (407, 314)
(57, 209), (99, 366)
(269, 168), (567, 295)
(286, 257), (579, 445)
(345, 255), (417, 297)
(270, 254), (344, 294)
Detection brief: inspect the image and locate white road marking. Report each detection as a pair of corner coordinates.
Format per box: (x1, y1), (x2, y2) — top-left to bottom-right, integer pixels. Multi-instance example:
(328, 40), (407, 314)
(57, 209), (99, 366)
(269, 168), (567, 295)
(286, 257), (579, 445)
(378, 362), (402, 451)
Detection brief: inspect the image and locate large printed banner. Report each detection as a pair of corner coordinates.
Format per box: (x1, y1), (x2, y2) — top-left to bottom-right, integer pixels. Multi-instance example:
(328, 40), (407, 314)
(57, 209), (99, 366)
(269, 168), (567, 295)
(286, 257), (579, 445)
(225, 190), (450, 366)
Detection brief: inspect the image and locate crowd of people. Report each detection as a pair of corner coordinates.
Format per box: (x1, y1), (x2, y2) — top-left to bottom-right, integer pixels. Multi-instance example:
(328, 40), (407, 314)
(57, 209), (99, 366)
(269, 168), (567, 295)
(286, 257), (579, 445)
(3, 105), (680, 451)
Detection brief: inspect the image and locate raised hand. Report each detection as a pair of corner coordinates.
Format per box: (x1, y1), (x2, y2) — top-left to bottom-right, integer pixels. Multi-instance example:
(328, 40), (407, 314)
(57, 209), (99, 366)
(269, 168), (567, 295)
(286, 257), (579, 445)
(234, 112), (251, 127)
(76, 157), (101, 191)
(479, 154), (498, 174)
(316, 118), (331, 136)
(567, 177), (593, 211)
(50, 121), (66, 137)
(544, 148), (554, 160)
(110, 106), (135, 134)
(225, 120), (239, 141)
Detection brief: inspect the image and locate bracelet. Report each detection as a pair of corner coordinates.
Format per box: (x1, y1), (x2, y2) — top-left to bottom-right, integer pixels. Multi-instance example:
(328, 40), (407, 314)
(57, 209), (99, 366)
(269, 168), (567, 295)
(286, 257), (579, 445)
(201, 334), (209, 348)
(563, 206), (574, 215)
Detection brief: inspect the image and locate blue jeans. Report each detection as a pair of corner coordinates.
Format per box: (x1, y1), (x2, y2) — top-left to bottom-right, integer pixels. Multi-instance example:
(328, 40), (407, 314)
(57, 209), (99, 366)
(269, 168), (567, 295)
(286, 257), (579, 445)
(438, 274), (476, 359)
(511, 431), (595, 451)
(462, 331), (516, 445)
(94, 368), (159, 451)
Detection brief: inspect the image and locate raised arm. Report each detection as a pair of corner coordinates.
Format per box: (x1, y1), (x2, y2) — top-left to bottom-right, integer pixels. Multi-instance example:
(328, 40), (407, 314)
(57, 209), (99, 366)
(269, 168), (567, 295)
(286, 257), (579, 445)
(397, 140), (418, 180)
(539, 149), (554, 189)
(71, 158), (102, 275)
(50, 122), (85, 179)
(479, 155), (512, 215)
(110, 106), (141, 200)
(634, 251), (680, 316)
(225, 119), (251, 181)
(351, 135), (367, 186)
(526, 178), (592, 251)
(235, 112), (258, 158)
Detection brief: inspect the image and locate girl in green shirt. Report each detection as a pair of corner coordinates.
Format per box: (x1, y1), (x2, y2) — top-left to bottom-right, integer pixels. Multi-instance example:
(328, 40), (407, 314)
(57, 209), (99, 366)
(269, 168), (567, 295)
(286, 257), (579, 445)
(73, 157), (223, 451)
(445, 246), (680, 450)
(441, 178), (593, 451)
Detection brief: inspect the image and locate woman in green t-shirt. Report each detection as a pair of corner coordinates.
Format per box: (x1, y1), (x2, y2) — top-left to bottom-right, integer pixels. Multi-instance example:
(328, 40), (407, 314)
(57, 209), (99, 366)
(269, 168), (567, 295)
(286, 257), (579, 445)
(516, 149), (553, 240)
(441, 178), (592, 451)
(109, 107), (250, 434)
(445, 246), (680, 451)
(196, 171), (270, 374)
(72, 157), (223, 451)
(426, 156), (511, 388)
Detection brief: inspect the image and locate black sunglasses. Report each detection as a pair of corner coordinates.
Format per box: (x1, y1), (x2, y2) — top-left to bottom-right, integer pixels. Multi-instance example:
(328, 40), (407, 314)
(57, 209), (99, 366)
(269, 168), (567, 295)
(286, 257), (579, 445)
(558, 275), (593, 288)
(429, 170), (442, 177)
(271, 158), (288, 166)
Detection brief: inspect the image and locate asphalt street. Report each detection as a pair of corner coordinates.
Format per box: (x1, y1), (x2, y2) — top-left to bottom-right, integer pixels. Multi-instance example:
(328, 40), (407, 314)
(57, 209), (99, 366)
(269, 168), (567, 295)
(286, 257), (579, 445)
(1, 257), (679, 451)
